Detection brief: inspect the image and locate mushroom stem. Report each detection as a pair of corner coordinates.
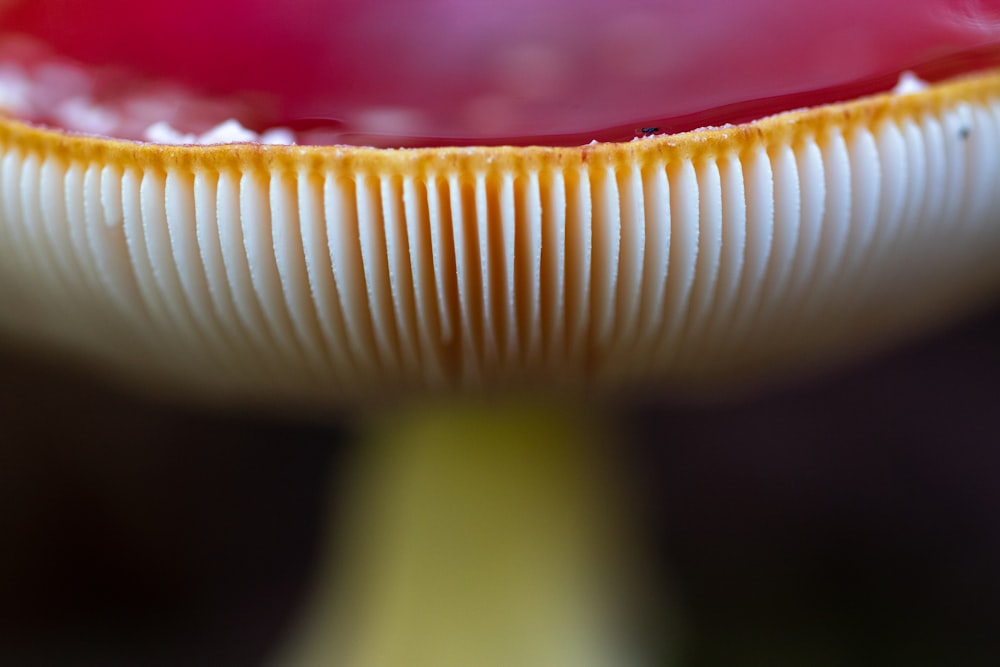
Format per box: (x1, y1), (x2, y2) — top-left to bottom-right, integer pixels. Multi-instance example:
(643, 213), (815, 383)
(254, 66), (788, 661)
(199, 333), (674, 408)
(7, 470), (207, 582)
(273, 399), (638, 667)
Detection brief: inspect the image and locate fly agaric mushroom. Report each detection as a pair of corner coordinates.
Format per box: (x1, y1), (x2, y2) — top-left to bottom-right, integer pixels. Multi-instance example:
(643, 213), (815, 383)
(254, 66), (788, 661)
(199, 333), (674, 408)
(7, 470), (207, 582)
(3, 1), (1000, 666)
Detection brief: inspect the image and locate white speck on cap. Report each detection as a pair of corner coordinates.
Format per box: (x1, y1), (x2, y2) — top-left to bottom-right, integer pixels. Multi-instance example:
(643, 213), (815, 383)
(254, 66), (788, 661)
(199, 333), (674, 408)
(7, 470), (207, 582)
(894, 71), (929, 95)
(0, 64), (29, 116)
(53, 97), (120, 136)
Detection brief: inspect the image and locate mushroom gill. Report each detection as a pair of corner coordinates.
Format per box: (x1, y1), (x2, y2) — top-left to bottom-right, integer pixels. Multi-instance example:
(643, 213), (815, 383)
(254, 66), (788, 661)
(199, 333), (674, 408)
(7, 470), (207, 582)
(4, 3), (1000, 667)
(2, 75), (1000, 401)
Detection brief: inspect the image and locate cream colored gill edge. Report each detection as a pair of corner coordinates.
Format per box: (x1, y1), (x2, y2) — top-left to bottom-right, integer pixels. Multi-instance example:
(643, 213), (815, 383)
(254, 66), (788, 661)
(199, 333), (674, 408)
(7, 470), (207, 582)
(2, 71), (1000, 404)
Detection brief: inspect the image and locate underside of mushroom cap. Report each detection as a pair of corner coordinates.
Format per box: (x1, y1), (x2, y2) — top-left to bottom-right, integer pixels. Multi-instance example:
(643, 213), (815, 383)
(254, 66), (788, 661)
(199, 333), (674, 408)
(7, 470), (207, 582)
(2, 71), (1000, 406)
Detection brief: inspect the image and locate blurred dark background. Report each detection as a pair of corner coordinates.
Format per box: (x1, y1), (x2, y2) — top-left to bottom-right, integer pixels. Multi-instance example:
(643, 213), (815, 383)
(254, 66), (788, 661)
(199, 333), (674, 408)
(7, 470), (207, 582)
(2, 303), (1000, 667)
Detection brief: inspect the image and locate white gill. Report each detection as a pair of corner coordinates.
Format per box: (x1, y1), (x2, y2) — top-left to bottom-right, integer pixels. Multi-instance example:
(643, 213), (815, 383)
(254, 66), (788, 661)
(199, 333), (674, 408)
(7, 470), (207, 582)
(2, 97), (1000, 403)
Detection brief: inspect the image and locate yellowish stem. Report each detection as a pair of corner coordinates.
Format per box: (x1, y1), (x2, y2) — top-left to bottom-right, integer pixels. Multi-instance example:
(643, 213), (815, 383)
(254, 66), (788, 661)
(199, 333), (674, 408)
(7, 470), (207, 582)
(273, 398), (635, 667)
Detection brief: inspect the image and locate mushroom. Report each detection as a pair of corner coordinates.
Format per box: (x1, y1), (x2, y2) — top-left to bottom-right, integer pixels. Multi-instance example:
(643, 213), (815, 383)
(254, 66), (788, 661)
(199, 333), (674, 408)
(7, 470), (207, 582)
(4, 2), (1000, 666)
